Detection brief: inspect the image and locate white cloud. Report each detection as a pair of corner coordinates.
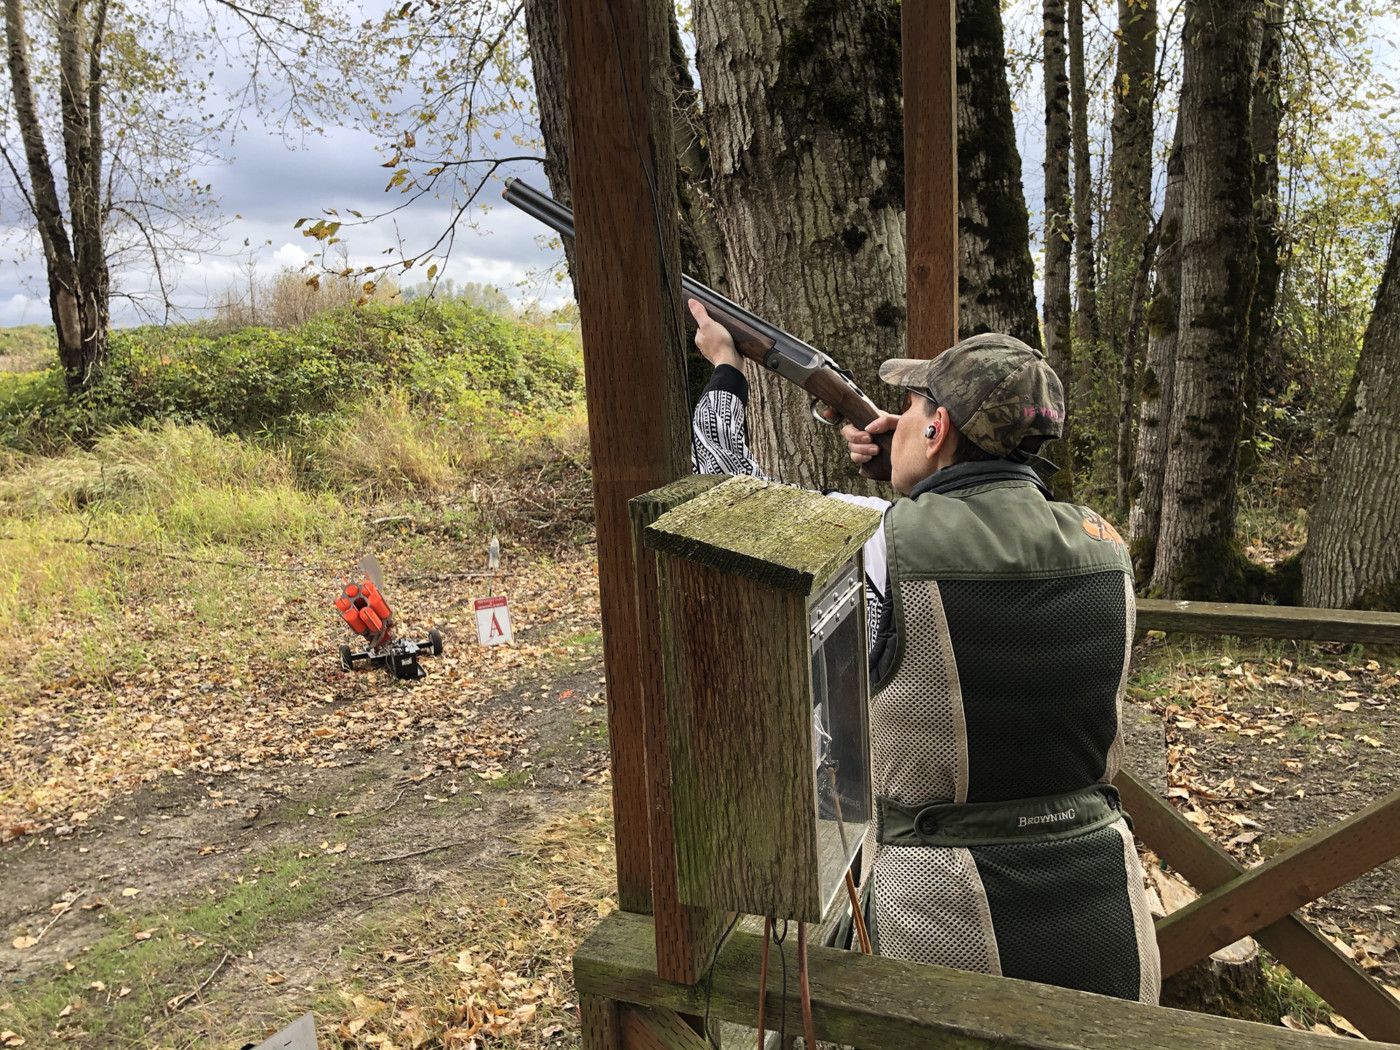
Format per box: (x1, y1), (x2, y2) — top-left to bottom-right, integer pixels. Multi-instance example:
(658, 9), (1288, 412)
(272, 242), (310, 269)
(0, 293), (45, 327)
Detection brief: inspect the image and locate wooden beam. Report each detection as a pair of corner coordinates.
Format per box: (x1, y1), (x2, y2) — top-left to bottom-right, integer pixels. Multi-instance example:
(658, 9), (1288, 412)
(1135, 599), (1400, 645)
(582, 993), (622, 1050)
(1154, 787), (1400, 977)
(903, 0), (958, 355)
(619, 1006), (710, 1050)
(629, 478), (727, 983)
(574, 910), (1389, 1050)
(1117, 772), (1400, 1042)
(559, 0), (693, 913)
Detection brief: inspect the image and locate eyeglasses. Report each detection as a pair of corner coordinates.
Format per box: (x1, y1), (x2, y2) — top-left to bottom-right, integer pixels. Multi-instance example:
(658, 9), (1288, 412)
(902, 387), (938, 413)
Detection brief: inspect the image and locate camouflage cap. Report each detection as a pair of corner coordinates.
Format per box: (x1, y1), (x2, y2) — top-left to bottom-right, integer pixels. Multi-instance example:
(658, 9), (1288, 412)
(878, 333), (1065, 458)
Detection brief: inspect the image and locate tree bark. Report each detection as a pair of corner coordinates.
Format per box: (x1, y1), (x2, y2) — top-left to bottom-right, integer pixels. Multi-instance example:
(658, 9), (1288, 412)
(4, 0), (109, 392)
(523, 0), (575, 274)
(1150, 0), (1261, 600)
(1240, 14), (1282, 473)
(1128, 116), (1183, 585)
(1105, 0), (1156, 514)
(1042, 0), (1074, 499)
(1301, 219), (1400, 611)
(1069, 0), (1098, 352)
(693, 0), (905, 490)
(956, 0), (1040, 347)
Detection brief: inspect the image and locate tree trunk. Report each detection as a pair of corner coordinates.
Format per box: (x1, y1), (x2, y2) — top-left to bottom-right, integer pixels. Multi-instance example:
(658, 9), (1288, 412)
(1240, 14), (1282, 473)
(957, 0), (1040, 347)
(1150, 0), (1261, 600)
(1301, 219), (1400, 610)
(1128, 116), (1182, 585)
(1069, 0), (1098, 353)
(4, 0), (108, 392)
(693, 0), (905, 490)
(1042, 0), (1074, 499)
(1105, 0), (1156, 513)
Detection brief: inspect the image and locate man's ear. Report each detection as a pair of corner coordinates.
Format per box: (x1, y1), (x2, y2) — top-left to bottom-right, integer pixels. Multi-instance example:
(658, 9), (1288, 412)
(924, 406), (952, 460)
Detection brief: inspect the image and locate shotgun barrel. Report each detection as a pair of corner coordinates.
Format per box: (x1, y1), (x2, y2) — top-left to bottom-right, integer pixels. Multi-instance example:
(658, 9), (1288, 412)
(502, 178), (894, 481)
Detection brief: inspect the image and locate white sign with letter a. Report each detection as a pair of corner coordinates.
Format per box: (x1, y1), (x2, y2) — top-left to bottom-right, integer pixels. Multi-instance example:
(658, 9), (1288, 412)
(473, 596), (513, 646)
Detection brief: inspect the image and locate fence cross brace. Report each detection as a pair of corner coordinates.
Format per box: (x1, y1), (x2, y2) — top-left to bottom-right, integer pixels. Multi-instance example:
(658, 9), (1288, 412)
(1116, 772), (1400, 1042)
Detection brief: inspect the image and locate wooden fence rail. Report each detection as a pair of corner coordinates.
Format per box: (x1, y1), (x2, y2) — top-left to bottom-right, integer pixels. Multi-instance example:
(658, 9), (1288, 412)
(1120, 597), (1400, 1041)
(1117, 772), (1400, 1042)
(1135, 599), (1400, 645)
(574, 909), (1400, 1050)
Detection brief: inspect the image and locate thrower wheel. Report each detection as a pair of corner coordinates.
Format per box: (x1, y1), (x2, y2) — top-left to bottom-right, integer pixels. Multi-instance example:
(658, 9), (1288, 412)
(338, 643), (354, 671)
(428, 628), (444, 656)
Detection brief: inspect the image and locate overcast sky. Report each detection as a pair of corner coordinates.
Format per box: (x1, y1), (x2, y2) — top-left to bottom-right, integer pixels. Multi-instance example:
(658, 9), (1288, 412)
(0, 110), (566, 328)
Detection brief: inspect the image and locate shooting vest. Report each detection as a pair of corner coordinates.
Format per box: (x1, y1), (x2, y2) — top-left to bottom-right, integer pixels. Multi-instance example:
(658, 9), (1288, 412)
(863, 470), (1161, 1004)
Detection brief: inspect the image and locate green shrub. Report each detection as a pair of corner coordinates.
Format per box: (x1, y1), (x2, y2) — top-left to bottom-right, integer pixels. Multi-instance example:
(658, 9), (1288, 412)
(0, 302), (584, 453)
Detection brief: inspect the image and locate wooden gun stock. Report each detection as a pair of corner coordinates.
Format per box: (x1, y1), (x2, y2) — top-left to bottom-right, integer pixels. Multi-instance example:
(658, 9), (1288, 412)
(503, 178), (893, 481)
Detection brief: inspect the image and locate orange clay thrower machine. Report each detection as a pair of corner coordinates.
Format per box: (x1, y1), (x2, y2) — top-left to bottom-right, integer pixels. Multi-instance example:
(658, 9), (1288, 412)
(333, 555), (443, 680)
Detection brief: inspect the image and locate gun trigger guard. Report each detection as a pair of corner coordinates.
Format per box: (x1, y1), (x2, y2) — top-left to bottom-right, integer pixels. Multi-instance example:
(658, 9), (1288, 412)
(810, 399), (839, 427)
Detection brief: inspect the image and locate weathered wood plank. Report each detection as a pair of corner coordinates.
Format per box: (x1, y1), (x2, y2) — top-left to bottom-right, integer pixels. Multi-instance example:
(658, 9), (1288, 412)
(559, 0), (692, 912)
(1155, 786), (1400, 977)
(645, 476), (882, 595)
(619, 1006), (710, 1050)
(903, 0), (958, 355)
(574, 910), (1394, 1050)
(660, 555), (822, 921)
(1136, 599), (1400, 645)
(1117, 771), (1400, 1042)
(630, 478), (727, 984)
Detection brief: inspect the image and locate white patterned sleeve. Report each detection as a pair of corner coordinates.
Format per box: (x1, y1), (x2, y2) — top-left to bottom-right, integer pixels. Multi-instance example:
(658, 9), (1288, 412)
(691, 365), (771, 480)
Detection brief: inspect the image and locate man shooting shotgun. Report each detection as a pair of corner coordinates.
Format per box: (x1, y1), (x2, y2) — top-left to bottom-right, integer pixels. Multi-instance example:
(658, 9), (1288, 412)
(508, 178), (1160, 1006)
(502, 178), (893, 480)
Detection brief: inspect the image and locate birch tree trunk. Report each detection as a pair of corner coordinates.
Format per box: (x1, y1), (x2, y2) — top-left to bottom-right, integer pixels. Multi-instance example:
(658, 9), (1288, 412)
(1301, 220), (1400, 611)
(4, 0), (111, 393)
(1043, 0), (1074, 499)
(1128, 117), (1183, 584)
(1105, 0), (1155, 513)
(1150, 0), (1261, 599)
(694, 0), (905, 490)
(957, 0), (1040, 347)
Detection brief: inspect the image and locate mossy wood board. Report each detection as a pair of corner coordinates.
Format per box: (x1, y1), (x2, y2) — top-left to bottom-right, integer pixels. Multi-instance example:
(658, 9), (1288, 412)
(644, 475), (882, 595)
(573, 910), (1381, 1050)
(659, 554), (825, 921)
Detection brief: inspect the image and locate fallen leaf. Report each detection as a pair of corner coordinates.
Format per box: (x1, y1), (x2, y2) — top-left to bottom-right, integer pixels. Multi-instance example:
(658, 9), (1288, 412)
(120, 888), (140, 898)
(0, 1030), (25, 1047)
(10, 937), (37, 951)
(1334, 702), (1360, 712)
(265, 973), (286, 986)
(134, 929), (155, 941)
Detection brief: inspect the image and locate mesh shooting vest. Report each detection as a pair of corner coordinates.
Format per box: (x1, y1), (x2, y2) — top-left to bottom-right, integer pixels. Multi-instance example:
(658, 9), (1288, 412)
(861, 473), (1161, 1004)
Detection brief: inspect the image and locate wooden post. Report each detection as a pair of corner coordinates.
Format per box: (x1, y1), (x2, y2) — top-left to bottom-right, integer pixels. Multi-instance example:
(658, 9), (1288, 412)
(559, 0), (692, 914)
(904, 0), (959, 356)
(630, 477), (728, 983)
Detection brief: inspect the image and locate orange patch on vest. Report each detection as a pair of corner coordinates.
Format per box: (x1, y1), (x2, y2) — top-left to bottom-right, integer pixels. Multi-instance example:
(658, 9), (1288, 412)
(1082, 512), (1124, 546)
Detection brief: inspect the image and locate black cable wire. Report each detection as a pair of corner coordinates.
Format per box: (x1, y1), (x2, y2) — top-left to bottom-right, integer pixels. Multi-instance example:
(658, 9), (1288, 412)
(600, 0), (690, 365)
(702, 912), (742, 1047)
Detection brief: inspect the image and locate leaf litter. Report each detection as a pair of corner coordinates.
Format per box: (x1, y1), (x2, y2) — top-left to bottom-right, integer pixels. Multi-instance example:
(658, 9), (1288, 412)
(1136, 637), (1400, 1030)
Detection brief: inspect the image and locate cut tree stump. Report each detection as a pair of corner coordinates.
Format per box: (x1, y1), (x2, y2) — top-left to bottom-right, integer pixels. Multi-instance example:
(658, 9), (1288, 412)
(1148, 865), (1272, 1023)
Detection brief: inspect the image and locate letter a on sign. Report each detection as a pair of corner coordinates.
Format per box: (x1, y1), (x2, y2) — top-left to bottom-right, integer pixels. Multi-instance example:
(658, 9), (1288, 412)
(473, 596), (513, 646)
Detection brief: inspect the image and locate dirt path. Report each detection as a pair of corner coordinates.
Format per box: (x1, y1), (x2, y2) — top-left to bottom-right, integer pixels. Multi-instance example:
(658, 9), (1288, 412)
(1, 661), (613, 1049)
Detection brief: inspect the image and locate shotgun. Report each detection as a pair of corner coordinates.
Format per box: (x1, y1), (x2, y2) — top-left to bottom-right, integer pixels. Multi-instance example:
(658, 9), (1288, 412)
(502, 178), (894, 481)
